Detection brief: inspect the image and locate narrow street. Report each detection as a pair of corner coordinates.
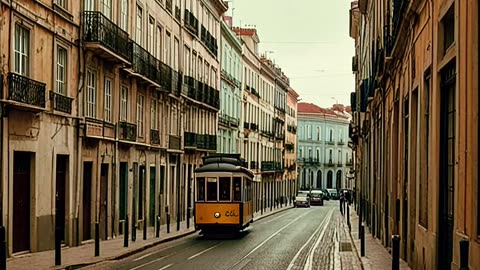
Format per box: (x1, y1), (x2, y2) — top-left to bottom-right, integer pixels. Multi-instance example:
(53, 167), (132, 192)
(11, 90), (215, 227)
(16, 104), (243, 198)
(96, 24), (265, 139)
(87, 202), (349, 270)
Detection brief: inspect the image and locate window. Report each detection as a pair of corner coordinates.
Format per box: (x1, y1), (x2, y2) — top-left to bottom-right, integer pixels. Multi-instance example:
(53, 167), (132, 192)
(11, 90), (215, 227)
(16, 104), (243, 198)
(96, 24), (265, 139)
(156, 26), (162, 60)
(56, 0), (67, 9)
(120, 0), (128, 31)
(84, 0), (94, 11)
(184, 46), (190, 76)
(136, 5), (143, 45)
(148, 17), (155, 54)
(120, 86), (128, 121)
(14, 24), (30, 76)
(207, 177), (217, 201)
(151, 99), (157, 130)
(104, 77), (112, 122)
(233, 177), (242, 201)
(219, 177), (231, 201)
(330, 129), (333, 141)
(196, 177), (205, 201)
(442, 7), (455, 54)
(137, 94), (145, 137)
(317, 127), (320, 140)
(56, 46), (67, 95)
(102, 0), (112, 19)
(86, 70), (97, 118)
(329, 149), (333, 163)
(174, 38), (179, 71)
(165, 32), (171, 66)
(192, 52), (197, 79)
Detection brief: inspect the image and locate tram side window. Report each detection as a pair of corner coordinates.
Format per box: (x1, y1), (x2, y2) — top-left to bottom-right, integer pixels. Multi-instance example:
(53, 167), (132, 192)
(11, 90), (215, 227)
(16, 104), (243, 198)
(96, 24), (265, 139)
(233, 177), (242, 201)
(219, 177), (231, 201)
(197, 177), (205, 201)
(207, 177), (218, 201)
(246, 179), (252, 201)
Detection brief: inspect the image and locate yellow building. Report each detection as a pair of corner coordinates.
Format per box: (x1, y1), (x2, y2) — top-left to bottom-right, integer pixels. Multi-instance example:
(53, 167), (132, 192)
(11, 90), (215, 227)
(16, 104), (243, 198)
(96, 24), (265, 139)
(349, 0), (479, 269)
(0, 0), (225, 256)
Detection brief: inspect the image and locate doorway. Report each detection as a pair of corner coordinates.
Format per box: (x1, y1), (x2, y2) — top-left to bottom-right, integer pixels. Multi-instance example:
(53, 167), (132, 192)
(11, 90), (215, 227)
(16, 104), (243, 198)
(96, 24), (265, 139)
(56, 155), (68, 243)
(438, 62), (456, 270)
(83, 162), (93, 241)
(99, 164), (108, 240)
(13, 152), (31, 253)
(149, 166), (156, 227)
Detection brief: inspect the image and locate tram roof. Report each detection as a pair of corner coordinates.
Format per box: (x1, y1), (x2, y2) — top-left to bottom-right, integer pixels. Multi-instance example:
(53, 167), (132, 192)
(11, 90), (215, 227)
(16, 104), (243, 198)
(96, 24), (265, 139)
(195, 162), (255, 178)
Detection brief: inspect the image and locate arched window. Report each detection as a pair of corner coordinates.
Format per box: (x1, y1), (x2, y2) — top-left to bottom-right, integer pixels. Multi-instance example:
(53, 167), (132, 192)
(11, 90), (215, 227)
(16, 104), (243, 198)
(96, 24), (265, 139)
(316, 170), (322, 189)
(329, 129), (333, 141)
(327, 171), (333, 188)
(336, 170), (342, 189)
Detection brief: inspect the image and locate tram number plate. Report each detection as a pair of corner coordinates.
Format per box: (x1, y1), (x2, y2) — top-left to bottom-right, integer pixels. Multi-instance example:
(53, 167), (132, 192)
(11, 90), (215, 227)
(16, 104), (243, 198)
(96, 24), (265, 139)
(225, 210), (239, 217)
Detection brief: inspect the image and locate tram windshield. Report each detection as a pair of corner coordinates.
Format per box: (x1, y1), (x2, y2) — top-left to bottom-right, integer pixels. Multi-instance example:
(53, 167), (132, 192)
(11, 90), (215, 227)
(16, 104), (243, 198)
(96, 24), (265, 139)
(207, 177), (217, 201)
(219, 177), (231, 201)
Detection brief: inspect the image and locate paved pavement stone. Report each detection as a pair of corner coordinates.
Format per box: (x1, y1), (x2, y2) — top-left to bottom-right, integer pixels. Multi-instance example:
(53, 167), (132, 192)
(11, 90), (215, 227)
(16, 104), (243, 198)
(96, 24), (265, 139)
(346, 205), (412, 270)
(7, 205), (293, 270)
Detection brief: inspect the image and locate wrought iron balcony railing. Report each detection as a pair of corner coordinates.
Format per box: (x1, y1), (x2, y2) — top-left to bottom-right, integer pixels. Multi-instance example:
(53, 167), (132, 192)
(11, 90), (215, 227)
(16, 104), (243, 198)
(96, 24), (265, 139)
(150, 129), (160, 145)
(82, 11), (132, 62)
(175, 6), (181, 21)
(119, 121), (137, 142)
(7, 73), (46, 108)
(50, 91), (73, 114)
(200, 24), (218, 56)
(184, 132), (196, 148)
(184, 9), (199, 36)
(250, 161), (259, 170)
(159, 62), (172, 93)
(172, 70), (182, 96)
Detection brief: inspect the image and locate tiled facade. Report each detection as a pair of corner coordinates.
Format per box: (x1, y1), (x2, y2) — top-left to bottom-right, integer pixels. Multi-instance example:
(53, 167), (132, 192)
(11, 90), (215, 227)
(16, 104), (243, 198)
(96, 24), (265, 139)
(297, 103), (352, 191)
(349, 0), (480, 269)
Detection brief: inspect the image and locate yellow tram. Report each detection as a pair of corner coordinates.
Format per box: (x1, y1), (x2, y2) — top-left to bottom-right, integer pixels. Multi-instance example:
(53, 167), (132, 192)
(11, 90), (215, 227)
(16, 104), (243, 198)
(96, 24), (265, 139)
(194, 154), (254, 234)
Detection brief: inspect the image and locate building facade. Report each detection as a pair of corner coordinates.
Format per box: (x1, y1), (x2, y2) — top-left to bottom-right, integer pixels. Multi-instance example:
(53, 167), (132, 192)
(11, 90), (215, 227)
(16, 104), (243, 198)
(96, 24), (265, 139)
(0, 0), (226, 256)
(217, 16), (242, 154)
(297, 103), (352, 191)
(285, 88), (300, 199)
(349, 0), (480, 269)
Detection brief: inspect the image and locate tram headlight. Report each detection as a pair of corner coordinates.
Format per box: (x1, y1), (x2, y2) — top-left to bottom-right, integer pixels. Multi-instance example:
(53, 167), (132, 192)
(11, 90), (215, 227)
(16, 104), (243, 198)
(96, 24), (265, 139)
(214, 212), (221, 218)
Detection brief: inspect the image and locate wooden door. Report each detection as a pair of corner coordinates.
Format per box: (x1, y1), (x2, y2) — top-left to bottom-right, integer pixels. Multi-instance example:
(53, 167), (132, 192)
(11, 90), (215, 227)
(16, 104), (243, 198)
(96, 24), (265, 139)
(100, 164), (108, 240)
(83, 162), (92, 241)
(13, 152), (31, 253)
(56, 155), (67, 242)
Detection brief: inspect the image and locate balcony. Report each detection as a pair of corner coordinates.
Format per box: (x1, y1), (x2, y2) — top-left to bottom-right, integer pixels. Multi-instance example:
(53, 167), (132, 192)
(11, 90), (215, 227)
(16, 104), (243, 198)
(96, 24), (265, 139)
(82, 11), (132, 63)
(172, 70), (182, 96)
(50, 91), (73, 114)
(244, 122), (250, 130)
(326, 160), (335, 167)
(338, 140), (346, 145)
(166, 0), (172, 13)
(261, 161), (283, 172)
(131, 42), (162, 87)
(327, 140), (335, 145)
(119, 121), (137, 142)
(200, 25), (218, 57)
(150, 129), (160, 145)
(352, 56), (358, 72)
(184, 9), (199, 36)
(6, 73), (46, 109)
(169, 135), (181, 150)
(250, 161), (259, 170)
(346, 160), (353, 167)
(337, 162), (343, 167)
(285, 142), (294, 151)
(184, 132), (196, 148)
(287, 125), (297, 134)
(182, 132), (216, 151)
(159, 62), (173, 93)
(250, 123), (258, 131)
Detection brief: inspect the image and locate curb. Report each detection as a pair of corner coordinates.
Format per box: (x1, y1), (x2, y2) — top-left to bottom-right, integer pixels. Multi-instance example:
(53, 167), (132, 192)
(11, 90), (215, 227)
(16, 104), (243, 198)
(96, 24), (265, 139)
(63, 229), (198, 270)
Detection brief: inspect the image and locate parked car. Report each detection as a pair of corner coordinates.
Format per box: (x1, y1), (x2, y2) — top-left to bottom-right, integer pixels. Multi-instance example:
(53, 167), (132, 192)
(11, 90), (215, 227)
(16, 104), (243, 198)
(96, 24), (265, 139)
(294, 196), (310, 208)
(326, 188), (340, 200)
(310, 190), (324, 206)
(322, 189), (330, 200)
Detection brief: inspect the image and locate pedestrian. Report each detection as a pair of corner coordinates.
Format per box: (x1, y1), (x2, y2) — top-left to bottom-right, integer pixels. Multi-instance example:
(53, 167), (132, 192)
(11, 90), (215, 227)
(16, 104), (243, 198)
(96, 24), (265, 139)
(340, 191), (345, 215)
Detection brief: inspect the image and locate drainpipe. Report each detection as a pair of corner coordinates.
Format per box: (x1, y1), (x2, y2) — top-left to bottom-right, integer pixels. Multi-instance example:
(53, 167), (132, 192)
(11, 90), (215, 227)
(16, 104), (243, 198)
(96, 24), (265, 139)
(74, 9), (86, 246)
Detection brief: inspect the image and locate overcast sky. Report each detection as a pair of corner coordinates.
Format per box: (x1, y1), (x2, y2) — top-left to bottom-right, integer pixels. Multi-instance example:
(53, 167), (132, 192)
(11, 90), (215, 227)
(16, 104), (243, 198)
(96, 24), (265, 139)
(228, 0), (355, 108)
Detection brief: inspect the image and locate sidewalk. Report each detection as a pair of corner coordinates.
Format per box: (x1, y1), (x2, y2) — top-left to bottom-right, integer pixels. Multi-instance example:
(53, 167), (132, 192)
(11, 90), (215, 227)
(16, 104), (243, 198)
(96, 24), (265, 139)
(346, 206), (411, 270)
(7, 205), (292, 270)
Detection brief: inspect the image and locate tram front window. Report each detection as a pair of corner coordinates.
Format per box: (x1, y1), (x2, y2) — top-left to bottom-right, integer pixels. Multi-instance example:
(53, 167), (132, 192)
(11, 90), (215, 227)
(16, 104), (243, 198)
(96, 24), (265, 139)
(197, 177), (205, 201)
(219, 177), (231, 201)
(207, 177), (218, 201)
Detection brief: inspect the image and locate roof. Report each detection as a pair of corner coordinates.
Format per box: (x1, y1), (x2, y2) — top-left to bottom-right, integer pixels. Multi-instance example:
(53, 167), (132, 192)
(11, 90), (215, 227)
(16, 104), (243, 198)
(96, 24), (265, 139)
(233, 27), (257, 37)
(195, 163), (255, 178)
(298, 102), (349, 119)
(288, 88), (300, 98)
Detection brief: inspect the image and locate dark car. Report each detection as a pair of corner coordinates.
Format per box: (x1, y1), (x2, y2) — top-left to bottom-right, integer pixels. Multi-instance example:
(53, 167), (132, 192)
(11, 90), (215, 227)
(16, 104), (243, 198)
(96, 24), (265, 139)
(322, 189), (330, 200)
(326, 189), (340, 200)
(310, 190), (324, 206)
(295, 196), (310, 208)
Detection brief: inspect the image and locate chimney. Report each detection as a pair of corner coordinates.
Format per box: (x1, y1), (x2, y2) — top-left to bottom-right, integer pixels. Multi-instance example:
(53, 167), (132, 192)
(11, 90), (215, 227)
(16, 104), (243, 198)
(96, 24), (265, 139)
(223, 16), (233, 28)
